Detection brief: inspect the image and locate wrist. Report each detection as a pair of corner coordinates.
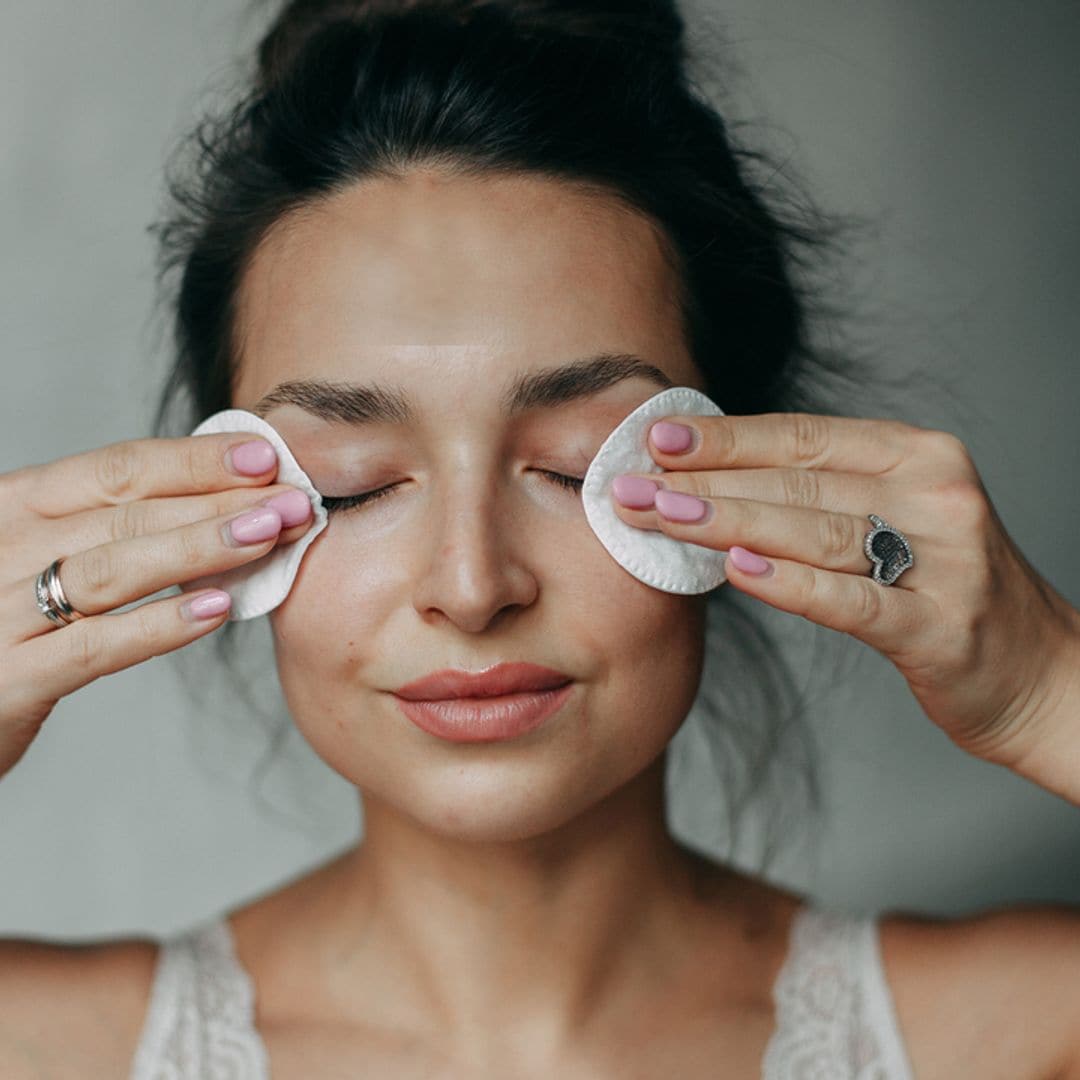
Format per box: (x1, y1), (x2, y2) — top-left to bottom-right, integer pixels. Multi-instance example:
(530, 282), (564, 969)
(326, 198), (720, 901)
(1004, 605), (1080, 805)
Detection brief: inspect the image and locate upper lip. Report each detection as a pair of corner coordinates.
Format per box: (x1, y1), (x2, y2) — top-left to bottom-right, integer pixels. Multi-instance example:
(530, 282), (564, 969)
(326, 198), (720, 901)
(394, 663), (572, 701)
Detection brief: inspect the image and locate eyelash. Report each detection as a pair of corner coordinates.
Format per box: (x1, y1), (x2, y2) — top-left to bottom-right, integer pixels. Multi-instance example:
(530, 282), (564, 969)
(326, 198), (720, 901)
(320, 470), (585, 515)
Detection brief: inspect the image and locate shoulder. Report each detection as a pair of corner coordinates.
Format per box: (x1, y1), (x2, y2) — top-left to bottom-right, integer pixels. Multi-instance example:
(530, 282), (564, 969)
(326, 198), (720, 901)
(0, 933), (159, 1078)
(880, 901), (1080, 1080)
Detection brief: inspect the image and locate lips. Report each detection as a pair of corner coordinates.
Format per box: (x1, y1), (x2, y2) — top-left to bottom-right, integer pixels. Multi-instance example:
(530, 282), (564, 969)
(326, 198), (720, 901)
(394, 662), (572, 701)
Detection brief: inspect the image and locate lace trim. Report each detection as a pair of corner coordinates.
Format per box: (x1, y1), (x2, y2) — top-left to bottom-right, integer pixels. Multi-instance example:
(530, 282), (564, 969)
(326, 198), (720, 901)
(129, 917), (270, 1080)
(761, 906), (915, 1080)
(860, 914), (916, 1079)
(131, 906), (913, 1079)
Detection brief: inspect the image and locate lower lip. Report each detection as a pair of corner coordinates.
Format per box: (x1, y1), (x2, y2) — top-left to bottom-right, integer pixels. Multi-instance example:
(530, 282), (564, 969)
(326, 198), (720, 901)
(394, 683), (574, 743)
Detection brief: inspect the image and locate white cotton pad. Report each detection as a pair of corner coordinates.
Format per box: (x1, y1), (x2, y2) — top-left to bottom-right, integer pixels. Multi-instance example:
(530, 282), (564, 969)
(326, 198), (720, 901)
(582, 386), (728, 594)
(180, 409), (328, 620)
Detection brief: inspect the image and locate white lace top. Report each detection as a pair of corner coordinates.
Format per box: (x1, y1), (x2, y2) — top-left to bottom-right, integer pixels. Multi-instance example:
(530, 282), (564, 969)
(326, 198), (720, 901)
(128, 904), (915, 1079)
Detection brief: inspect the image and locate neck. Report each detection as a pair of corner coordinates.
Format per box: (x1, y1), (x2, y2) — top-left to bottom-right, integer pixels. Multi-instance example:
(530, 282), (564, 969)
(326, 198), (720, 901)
(276, 753), (741, 1063)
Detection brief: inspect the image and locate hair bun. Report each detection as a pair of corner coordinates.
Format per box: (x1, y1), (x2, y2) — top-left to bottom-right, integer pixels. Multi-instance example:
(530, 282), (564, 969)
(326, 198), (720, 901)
(256, 0), (687, 94)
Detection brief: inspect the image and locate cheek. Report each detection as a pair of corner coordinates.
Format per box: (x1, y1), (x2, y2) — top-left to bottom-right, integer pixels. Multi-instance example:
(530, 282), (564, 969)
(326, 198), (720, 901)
(581, 585), (706, 749)
(268, 509), (706, 727)
(268, 526), (397, 678)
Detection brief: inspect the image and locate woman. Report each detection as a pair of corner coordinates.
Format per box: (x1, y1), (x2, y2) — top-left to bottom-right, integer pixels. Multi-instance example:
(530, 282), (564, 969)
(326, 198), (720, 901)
(2, 1), (1079, 1076)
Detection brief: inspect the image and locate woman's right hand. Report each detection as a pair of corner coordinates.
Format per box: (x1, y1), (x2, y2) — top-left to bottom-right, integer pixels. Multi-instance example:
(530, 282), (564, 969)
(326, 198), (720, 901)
(0, 431), (317, 778)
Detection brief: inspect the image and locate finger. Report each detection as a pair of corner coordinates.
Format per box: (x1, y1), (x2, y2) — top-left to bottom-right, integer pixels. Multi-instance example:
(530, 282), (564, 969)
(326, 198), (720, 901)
(719, 548), (931, 656)
(11, 432), (281, 518)
(13, 588), (236, 708)
(617, 466), (886, 515)
(646, 412), (915, 475)
(6, 504), (292, 643)
(616, 493), (926, 592)
(627, 492), (927, 586)
(10, 483), (315, 583)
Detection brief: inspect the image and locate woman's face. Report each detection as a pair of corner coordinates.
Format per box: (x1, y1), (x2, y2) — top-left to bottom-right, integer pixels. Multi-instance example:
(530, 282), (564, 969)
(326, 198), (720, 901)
(231, 170), (709, 842)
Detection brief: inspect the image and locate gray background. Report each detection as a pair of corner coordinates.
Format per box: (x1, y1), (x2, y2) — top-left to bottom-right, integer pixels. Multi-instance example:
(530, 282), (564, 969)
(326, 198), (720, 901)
(1, 2), (1078, 941)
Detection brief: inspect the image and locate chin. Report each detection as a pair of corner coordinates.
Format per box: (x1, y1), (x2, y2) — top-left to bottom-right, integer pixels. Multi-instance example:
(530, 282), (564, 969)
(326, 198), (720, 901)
(361, 753), (646, 845)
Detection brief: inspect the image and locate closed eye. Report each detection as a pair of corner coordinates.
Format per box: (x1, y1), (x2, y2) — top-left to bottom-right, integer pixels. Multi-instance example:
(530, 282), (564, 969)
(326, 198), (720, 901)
(319, 487), (397, 515)
(541, 470), (585, 495)
(320, 470), (585, 515)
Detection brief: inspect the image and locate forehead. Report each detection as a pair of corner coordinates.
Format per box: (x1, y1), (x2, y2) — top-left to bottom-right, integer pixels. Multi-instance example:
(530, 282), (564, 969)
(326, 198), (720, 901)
(231, 169), (700, 408)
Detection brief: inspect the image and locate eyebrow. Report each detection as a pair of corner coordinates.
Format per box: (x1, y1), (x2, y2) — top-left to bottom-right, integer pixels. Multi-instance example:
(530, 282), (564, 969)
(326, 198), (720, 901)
(251, 353), (674, 425)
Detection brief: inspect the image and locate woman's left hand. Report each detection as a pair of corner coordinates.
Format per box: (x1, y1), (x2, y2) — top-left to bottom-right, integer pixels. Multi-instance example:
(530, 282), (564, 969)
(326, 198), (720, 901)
(610, 412), (1080, 794)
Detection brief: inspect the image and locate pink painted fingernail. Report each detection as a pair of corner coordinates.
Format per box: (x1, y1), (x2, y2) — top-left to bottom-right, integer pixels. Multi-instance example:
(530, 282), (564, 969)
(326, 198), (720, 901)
(181, 590), (232, 621)
(227, 440), (277, 476)
(655, 488), (710, 523)
(226, 507), (282, 545)
(728, 545), (773, 577)
(650, 421), (694, 454)
(260, 490), (313, 527)
(612, 475), (659, 508)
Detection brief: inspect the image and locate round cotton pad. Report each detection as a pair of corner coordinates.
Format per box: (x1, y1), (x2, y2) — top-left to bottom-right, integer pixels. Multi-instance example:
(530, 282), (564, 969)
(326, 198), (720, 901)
(581, 386), (728, 594)
(180, 409), (328, 620)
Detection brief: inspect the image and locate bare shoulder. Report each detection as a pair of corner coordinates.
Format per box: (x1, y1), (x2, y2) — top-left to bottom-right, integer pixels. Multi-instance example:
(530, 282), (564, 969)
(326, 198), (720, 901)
(0, 932), (159, 1079)
(880, 901), (1080, 1080)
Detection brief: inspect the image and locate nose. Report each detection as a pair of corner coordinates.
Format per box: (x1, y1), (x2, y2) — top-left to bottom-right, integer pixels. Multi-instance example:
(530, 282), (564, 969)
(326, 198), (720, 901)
(411, 472), (539, 633)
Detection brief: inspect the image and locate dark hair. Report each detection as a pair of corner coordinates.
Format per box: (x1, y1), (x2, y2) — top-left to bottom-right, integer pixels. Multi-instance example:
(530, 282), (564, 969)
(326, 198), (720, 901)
(151, 0), (918, 871)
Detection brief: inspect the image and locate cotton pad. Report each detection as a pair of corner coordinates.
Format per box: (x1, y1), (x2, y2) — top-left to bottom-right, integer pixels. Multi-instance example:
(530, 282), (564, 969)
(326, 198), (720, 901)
(581, 386), (728, 594)
(180, 409), (328, 620)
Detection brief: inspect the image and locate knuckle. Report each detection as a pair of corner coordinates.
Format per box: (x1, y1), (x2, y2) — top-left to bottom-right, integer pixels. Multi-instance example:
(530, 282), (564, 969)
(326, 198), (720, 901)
(781, 468), (821, 508)
(887, 419), (924, 442)
(132, 604), (168, 658)
(791, 413), (829, 465)
(182, 438), (209, 492)
(724, 497), (755, 537)
(77, 544), (118, 598)
(96, 441), (142, 502)
(677, 472), (712, 498)
(110, 499), (146, 543)
(939, 478), (990, 530)
(854, 581), (886, 625)
(177, 524), (209, 571)
(67, 624), (104, 673)
(707, 420), (738, 464)
(920, 428), (974, 470)
(790, 564), (822, 619)
(820, 512), (854, 563)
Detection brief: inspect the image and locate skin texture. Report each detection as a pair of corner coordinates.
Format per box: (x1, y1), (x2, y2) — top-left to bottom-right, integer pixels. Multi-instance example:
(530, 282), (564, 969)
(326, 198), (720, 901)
(225, 169), (797, 1073)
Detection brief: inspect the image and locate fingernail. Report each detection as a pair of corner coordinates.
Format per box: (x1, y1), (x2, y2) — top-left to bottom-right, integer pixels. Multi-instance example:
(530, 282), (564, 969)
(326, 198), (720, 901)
(225, 507), (282, 545)
(259, 490), (313, 528)
(181, 590), (232, 621)
(612, 475), (659, 508)
(655, 489), (710, 523)
(650, 421), (694, 454)
(227, 440), (277, 476)
(728, 545), (774, 577)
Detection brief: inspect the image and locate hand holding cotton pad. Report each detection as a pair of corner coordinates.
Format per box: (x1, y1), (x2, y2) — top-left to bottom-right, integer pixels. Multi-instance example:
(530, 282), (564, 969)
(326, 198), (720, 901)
(181, 389), (724, 617)
(581, 386), (728, 594)
(180, 409), (328, 620)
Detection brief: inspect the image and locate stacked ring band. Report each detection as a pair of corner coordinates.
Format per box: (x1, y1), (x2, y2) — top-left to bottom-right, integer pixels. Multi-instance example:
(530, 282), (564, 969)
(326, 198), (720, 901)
(35, 558), (85, 627)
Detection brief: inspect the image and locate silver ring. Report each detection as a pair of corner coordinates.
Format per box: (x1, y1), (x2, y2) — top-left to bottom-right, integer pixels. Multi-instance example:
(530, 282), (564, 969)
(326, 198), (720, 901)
(34, 558), (85, 627)
(863, 514), (914, 587)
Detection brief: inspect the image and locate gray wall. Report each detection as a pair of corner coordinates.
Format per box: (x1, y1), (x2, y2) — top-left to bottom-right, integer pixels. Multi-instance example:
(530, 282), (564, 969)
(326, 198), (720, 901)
(2, 2), (1077, 940)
